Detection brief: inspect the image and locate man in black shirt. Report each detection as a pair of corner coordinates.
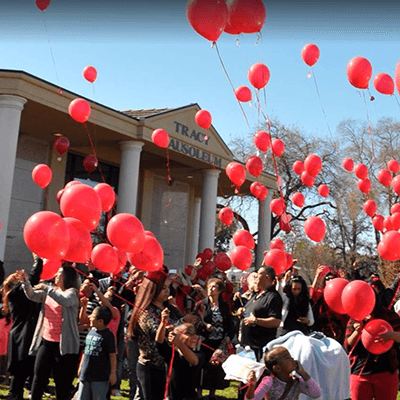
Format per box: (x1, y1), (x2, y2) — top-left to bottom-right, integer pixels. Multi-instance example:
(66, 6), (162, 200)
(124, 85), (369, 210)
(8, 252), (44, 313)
(237, 266), (283, 361)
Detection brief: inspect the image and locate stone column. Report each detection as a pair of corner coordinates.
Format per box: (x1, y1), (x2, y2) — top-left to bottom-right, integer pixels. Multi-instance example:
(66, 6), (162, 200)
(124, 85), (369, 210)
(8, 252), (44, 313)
(256, 190), (273, 269)
(0, 95), (27, 261)
(117, 141), (144, 215)
(187, 197), (202, 264)
(198, 169), (220, 252)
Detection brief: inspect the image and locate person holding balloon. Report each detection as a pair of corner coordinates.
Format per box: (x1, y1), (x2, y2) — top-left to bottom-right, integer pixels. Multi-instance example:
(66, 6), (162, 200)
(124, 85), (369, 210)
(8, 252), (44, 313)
(19, 265), (80, 400)
(344, 277), (400, 400)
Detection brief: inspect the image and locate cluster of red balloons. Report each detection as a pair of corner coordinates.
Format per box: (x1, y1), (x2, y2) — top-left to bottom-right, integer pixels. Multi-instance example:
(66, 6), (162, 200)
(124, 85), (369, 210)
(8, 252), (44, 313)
(186, 0), (265, 42)
(250, 182), (268, 201)
(292, 154), (324, 189)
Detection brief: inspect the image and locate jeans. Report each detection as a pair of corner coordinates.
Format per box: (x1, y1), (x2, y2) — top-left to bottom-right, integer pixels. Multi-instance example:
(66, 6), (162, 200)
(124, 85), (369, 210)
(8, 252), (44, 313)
(78, 381), (109, 400)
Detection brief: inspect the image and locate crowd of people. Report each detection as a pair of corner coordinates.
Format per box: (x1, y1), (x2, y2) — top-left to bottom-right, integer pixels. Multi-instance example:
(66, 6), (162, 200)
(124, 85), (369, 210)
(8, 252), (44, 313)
(0, 255), (399, 400)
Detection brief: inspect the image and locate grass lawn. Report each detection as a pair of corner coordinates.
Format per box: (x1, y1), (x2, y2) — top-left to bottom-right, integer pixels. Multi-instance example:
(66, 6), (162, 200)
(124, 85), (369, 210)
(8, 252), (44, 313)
(0, 378), (241, 399)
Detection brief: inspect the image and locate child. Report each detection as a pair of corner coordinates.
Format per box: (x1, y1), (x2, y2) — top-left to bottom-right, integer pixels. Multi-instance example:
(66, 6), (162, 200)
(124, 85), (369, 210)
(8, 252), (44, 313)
(77, 306), (116, 400)
(245, 346), (321, 400)
(155, 308), (202, 400)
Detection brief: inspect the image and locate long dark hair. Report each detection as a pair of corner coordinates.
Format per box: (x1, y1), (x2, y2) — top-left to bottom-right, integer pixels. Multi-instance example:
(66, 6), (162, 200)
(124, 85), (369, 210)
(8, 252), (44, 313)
(1, 272), (19, 324)
(283, 275), (310, 317)
(61, 265), (79, 291)
(127, 271), (168, 338)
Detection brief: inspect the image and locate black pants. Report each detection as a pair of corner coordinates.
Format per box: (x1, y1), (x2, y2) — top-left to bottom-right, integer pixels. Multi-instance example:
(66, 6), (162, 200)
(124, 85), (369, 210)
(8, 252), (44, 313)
(30, 340), (78, 400)
(9, 356), (35, 400)
(136, 361), (165, 400)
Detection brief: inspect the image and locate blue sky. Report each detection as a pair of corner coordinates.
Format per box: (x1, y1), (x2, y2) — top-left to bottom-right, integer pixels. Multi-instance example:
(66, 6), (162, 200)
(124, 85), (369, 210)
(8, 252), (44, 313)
(0, 0), (399, 145)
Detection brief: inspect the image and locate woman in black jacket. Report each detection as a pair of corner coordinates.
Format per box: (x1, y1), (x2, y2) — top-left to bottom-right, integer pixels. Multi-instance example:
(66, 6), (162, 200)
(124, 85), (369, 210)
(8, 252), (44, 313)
(4, 255), (42, 400)
(198, 278), (233, 400)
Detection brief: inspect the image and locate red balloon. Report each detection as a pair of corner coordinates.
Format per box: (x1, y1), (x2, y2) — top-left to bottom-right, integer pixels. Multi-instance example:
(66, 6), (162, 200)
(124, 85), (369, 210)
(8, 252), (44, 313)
(23, 211), (70, 260)
(91, 243), (119, 274)
(224, 19), (242, 35)
(203, 260), (216, 275)
(233, 229), (255, 250)
(253, 130), (271, 152)
(245, 155), (263, 177)
(235, 86), (252, 102)
(60, 183), (102, 231)
(226, 0), (266, 34)
(378, 231), (400, 261)
(69, 98), (91, 123)
(258, 185), (268, 201)
(270, 238), (285, 251)
(373, 73), (394, 95)
(354, 163), (368, 179)
(304, 216), (326, 242)
(107, 213), (145, 253)
(127, 235), (164, 272)
(304, 154), (322, 177)
(263, 248), (286, 275)
(342, 158), (354, 171)
(377, 168), (392, 186)
(32, 164), (52, 189)
(248, 63), (270, 90)
(185, 265), (194, 276)
(151, 129), (169, 148)
(83, 155), (98, 173)
(284, 252), (293, 270)
(65, 180), (82, 189)
(346, 56), (373, 89)
(230, 245), (252, 271)
(362, 319), (394, 355)
(301, 43), (320, 67)
(56, 189), (64, 204)
(342, 280), (375, 321)
(186, 0), (228, 42)
(144, 230), (156, 239)
(270, 198), (286, 216)
(195, 110), (212, 129)
(54, 137), (70, 156)
(391, 204), (400, 215)
(271, 139), (284, 157)
(94, 183), (116, 212)
(384, 215), (394, 232)
(300, 171), (315, 187)
(83, 66), (97, 83)
(219, 207), (234, 225)
(40, 259), (61, 281)
(391, 212), (400, 231)
(372, 214), (384, 232)
(215, 253), (231, 272)
(323, 278), (349, 314)
(196, 266), (210, 281)
(35, 0), (50, 11)
(318, 184), (329, 198)
(113, 247), (127, 274)
(363, 200), (377, 217)
(291, 192), (305, 208)
(279, 212), (292, 233)
(63, 217), (92, 263)
(357, 178), (371, 194)
(391, 175), (400, 195)
(202, 248), (214, 261)
(395, 59), (400, 96)
(292, 160), (304, 175)
(226, 162), (246, 187)
(388, 159), (400, 173)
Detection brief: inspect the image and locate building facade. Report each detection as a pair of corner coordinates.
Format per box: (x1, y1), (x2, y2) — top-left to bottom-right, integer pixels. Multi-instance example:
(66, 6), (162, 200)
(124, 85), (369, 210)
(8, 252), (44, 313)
(0, 70), (275, 275)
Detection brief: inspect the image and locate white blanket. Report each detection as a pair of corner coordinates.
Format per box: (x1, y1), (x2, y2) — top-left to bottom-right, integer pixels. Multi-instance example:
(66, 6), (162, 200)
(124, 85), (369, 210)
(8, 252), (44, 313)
(266, 331), (351, 400)
(222, 331), (350, 400)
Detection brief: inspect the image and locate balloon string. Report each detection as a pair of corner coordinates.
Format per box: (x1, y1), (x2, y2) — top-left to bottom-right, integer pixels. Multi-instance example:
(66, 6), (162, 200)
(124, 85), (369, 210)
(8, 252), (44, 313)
(361, 91), (375, 165)
(311, 70), (333, 137)
(393, 94), (400, 111)
(83, 123), (106, 183)
(165, 149), (172, 209)
(164, 343), (175, 400)
(41, 16), (60, 90)
(213, 42), (251, 129)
